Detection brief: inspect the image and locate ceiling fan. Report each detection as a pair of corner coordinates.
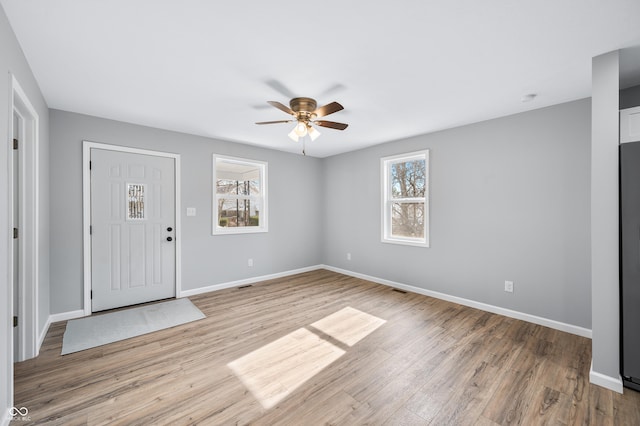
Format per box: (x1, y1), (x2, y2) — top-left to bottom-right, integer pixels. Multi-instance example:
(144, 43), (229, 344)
(255, 97), (348, 142)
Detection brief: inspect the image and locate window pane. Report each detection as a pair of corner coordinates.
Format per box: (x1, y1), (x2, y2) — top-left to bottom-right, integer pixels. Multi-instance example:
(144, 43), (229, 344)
(216, 179), (239, 195)
(217, 198), (260, 227)
(391, 202), (424, 238)
(391, 159), (425, 198)
(127, 184), (145, 220)
(216, 179), (261, 196)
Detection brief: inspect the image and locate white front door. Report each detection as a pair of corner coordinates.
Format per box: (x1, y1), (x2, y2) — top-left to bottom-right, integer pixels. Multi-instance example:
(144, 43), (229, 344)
(90, 148), (176, 312)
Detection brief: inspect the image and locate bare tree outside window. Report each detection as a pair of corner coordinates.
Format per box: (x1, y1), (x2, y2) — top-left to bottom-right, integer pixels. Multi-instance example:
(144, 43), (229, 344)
(216, 178), (261, 227)
(390, 159), (425, 237)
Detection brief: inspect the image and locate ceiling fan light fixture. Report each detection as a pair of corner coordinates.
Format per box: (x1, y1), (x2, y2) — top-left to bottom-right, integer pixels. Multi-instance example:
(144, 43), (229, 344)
(294, 121), (308, 137)
(288, 128), (299, 142)
(307, 125), (321, 141)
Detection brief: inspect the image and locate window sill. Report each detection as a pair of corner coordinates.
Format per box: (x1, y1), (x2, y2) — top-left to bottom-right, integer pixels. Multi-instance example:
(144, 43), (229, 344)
(212, 227), (268, 236)
(381, 237), (429, 248)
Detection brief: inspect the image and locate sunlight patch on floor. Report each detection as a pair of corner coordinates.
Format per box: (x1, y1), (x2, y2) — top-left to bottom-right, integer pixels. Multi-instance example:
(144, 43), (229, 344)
(227, 328), (345, 409)
(228, 306), (386, 409)
(310, 306), (387, 346)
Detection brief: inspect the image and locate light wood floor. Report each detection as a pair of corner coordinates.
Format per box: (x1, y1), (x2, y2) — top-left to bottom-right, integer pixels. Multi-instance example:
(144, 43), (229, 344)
(12, 270), (640, 425)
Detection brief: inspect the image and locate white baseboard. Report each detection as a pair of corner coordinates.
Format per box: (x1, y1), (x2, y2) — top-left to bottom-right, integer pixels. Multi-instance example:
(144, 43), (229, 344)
(49, 309), (86, 324)
(35, 310), (85, 357)
(590, 361), (624, 393)
(321, 265), (593, 339)
(1, 409), (10, 426)
(46, 265), (592, 341)
(179, 265), (324, 297)
(45, 266), (324, 328)
(37, 315), (52, 354)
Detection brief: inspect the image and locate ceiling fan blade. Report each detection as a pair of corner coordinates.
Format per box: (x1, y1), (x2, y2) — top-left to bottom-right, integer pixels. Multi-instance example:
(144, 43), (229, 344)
(255, 120), (294, 125)
(318, 83), (346, 98)
(314, 120), (348, 130)
(265, 79), (297, 99)
(313, 102), (344, 118)
(267, 101), (295, 116)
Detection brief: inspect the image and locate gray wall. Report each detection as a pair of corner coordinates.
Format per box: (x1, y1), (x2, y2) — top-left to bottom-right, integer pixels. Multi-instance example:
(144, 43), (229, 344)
(323, 99), (592, 328)
(49, 110), (323, 314)
(51, 99), (595, 331)
(0, 4), (50, 417)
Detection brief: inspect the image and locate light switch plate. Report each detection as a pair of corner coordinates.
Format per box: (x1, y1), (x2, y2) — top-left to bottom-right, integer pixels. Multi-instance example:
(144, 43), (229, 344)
(504, 280), (514, 293)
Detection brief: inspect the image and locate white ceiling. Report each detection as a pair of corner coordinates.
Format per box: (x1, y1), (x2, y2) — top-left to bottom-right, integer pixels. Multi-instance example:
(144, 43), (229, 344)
(2, 1), (640, 157)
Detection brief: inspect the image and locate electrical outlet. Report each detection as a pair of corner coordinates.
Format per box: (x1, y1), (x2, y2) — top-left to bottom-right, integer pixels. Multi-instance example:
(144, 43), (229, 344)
(347, 253), (351, 261)
(248, 258), (253, 267)
(504, 280), (514, 293)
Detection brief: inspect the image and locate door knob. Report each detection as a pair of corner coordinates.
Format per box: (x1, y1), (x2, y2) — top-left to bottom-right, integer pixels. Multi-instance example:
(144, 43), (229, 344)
(167, 227), (173, 232)
(166, 236), (173, 242)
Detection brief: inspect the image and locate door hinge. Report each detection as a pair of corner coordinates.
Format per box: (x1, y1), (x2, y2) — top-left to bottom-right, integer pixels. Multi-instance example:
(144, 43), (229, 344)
(13, 316), (18, 327)
(91, 290), (93, 299)
(13, 138), (18, 150)
(13, 228), (18, 239)
(89, 161), (92, 170)
(90, 225), (92, 235)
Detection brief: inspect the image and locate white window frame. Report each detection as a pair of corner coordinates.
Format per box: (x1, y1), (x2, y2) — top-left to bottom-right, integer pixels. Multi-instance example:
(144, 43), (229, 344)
(212, 154), (268, 235)
(381, 150), (429, 247)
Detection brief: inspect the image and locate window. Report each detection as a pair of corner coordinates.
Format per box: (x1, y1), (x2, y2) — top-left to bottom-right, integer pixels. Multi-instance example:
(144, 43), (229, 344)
(127, 183), (146, 220)
(213, 155), (268, 234)
(381, 150), (429, 247)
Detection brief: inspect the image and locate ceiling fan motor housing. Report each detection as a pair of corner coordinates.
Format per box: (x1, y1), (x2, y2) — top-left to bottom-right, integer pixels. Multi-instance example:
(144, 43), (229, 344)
(290, 97), (317, 114)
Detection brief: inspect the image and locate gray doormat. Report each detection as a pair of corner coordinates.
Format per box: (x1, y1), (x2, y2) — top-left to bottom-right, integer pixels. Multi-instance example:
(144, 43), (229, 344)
(61, 298), (205, 355)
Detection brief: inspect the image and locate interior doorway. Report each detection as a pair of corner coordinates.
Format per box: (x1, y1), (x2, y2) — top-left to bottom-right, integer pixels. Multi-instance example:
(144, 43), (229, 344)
(10, 75), (40, 363)
(12, 111), (20, 362)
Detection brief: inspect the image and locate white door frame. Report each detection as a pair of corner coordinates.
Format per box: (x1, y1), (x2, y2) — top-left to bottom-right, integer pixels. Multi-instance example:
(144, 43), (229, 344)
(8, 75), (40, 362)
(82, 141), (182, 316)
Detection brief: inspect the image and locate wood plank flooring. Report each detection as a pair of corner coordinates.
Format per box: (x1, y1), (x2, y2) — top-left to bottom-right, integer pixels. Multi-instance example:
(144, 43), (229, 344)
(12, 270), (640, 425)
